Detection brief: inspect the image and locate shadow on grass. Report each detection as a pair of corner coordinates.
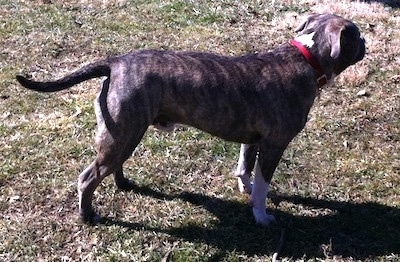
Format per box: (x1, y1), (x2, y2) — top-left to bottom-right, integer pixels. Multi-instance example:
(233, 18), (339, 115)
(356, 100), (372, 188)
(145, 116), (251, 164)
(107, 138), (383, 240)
(102, 184), (400, 260)
(359, 0), (400, 8)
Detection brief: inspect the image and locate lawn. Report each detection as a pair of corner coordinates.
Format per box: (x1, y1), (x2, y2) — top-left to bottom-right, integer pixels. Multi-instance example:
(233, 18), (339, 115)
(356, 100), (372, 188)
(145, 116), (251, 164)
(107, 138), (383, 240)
(0, 0), (399, 261)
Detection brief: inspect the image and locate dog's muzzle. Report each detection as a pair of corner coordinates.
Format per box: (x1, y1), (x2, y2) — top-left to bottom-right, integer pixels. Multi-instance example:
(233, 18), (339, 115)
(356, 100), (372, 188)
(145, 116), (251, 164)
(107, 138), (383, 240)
(355, 37), (366, 63)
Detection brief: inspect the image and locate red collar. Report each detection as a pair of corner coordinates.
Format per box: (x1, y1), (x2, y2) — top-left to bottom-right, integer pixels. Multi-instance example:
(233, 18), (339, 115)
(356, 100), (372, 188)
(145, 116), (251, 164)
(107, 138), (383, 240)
(290, 39), (327, 87)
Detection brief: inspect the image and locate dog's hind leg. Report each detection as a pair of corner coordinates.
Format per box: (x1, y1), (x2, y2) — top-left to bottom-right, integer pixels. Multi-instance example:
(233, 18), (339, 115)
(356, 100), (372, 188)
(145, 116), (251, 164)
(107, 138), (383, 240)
(234, 144), (258, 194)
(78, 160), (113, 224)
(113, 167), (135, 191)
(78, 77), (151, 223)
(78, 159), (133, 223)
(78, 126), (147, 224)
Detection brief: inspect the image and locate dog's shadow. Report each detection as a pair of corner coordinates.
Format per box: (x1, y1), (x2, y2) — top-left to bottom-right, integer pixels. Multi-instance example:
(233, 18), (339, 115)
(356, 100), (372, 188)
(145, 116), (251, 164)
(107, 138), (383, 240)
(363, 0), (400, 8)
(102, 184), (400, 260)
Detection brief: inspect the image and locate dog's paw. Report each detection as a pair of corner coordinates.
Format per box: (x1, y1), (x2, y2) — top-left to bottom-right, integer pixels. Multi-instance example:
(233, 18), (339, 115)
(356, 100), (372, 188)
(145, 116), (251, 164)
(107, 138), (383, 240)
(237, 175), (252, 194)
(80, 210), (102, 225)
(115, 178), (136, 191)
(252, 207), (276, 226)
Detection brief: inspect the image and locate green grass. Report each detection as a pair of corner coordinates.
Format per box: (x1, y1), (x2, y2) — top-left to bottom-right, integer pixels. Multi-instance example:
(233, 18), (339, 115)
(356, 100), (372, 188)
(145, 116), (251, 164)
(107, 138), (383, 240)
(1, 0), (399, 261)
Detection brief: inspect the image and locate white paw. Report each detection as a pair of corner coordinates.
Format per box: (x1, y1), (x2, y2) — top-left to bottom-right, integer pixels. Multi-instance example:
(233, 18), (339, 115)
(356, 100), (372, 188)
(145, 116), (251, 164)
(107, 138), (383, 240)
(237, 175), (252, 194)
(252, 207), (276, 226)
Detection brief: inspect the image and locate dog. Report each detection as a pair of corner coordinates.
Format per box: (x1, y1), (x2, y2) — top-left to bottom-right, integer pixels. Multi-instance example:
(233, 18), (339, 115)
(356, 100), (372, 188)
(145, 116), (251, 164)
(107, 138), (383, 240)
(16, 13), (365, 226)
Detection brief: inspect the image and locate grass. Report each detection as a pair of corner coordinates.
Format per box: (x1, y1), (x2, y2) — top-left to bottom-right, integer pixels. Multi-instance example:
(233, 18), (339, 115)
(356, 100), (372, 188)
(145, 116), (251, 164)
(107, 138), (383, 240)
(1, 0), (399, 261)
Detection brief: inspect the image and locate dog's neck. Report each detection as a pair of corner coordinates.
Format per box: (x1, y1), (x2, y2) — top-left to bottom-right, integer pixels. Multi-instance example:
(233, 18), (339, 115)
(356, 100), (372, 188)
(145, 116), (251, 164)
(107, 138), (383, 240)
(290, 39), (327, 88)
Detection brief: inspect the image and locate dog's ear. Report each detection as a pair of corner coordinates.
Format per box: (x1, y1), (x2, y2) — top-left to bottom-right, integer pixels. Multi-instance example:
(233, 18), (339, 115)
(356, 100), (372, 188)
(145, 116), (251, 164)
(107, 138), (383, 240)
(295, 17), (309, 33)
(295, 14), (318, 33)
(329, 26), (343, 59)
(294, 19), (308, 33)
(331, 23), (364, 62)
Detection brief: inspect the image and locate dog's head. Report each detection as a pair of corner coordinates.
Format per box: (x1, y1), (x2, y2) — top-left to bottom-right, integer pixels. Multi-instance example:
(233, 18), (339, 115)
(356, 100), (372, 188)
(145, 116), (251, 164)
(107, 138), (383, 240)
(294, 14), (365, 79)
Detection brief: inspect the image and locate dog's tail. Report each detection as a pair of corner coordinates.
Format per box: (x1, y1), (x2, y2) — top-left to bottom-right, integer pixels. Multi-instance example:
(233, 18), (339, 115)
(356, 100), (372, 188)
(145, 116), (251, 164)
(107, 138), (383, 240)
(16, 59), (111, 92)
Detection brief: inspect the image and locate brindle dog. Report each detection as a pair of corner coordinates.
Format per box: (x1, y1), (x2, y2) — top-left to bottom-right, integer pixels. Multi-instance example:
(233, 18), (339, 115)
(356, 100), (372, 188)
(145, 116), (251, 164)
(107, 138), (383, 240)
(16, 14), (365, 226)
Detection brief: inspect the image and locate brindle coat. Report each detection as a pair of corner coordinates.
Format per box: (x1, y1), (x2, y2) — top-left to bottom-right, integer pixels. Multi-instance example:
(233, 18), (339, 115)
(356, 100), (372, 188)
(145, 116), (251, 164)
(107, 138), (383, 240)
(16, 14), (365, 225)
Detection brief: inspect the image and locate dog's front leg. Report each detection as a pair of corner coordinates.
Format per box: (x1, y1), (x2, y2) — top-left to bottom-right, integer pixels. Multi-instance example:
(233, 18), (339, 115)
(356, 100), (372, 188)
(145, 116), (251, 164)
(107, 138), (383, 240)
(251, 162), (275, 225)
(251, 143), (286, 226)
(234, 144), (258, 194)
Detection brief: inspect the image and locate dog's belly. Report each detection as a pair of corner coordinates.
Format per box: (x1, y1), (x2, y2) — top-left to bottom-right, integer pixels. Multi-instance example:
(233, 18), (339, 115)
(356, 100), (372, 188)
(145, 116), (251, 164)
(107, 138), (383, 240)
(153, 114), (263, 144)
(195, 126), (263, 144)
(154, 89), (310, 146)
(153, 92), (296, 144)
